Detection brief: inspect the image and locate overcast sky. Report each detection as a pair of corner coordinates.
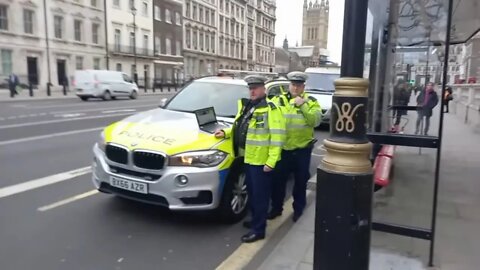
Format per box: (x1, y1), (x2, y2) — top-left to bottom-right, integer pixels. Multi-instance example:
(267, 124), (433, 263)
(275, 0), (345, 64)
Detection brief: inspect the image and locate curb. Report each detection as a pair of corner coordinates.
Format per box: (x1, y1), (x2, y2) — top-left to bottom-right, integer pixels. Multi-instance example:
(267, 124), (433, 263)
(0, 91), (177, 103)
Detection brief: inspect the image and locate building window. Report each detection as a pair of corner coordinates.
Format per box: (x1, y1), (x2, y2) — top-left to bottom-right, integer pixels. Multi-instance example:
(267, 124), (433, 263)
(186, 29), (191, 49)
(154, 6), (161, 20)
(206, 10), (210, 25)
(165, 9), (171, 23)
(92, 23), (99, 44)
(211, 11), (215, 25)
(211, 34), (215, 53)
(54, 16), (63, 39)
(0, 5), (7, 31)
(76, 56), (84, 70)
(113, 0), (120, 8)
(200, 33), (204, 51)
(114, 29), (121, 51)
(193, 30), (197, 50)
(219, 16), (223, 32)
(74, 20), (82, 42)
(129, 0), (134, 10)
(186, 1), (191, 18)
(176, 40), (181, 56)
(129, 32), (135, 52)
(91, 0), (97, 7)
(176, 12), (181, 26)
(193, 4), (197, 20)
(93, 58), (101, 70)
(199, 7), (204, 23)
(142, 2), (148, 16)
(166, 37), (172, 55)
(23, 9), (34, 34)
(143, 34), (149, 54)
(206, 34), (210, 52)
(155, 35), (161, 54)
(1, 49), (12, 75)
(116, 63), (122, 71)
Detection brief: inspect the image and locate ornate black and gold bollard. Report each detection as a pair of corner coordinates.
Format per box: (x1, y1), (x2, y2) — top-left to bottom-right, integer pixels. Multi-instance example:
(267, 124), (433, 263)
(314, 78), (373, 269)
(313, 0), (372, 269)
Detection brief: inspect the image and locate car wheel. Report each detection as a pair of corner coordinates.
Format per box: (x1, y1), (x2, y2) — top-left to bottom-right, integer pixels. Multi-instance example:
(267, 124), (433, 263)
(102, 90), (112, 101)
(129, 90), (138, 99)
(217, 163), (248, 223)
(80, 97), (89, 101)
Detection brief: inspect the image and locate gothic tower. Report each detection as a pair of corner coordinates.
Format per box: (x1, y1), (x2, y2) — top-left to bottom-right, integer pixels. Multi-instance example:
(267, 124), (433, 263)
(302, 0), (329, 56)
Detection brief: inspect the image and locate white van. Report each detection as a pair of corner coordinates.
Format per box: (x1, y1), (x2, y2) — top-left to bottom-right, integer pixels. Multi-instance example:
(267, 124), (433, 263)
(74, 70), (139, 101)
(304, 66), (341, 126)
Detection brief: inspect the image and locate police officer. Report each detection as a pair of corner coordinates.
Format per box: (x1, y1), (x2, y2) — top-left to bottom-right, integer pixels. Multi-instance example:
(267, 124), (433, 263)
(215, 75), (286, 243)
(269, 71), (322, 222)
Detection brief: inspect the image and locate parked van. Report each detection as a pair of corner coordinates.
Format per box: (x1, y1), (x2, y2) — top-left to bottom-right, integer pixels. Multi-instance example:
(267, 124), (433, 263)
(74, 70), (139, 101)
(304, 66), (341, 126)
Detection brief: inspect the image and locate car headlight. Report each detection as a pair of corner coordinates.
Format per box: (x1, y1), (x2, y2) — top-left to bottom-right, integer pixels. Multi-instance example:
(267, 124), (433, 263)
(169, 150), (227, 168)
(98, 131), (106, 152)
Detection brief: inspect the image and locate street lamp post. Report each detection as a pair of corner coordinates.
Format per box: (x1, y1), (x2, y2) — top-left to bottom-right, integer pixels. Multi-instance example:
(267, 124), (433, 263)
(131, 5), (138, 84)
(313, 0), (372, 269)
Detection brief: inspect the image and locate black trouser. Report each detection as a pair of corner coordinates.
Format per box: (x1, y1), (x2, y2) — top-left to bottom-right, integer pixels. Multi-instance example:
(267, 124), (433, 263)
(444, 100), (450, 112)
(271, 146), (313, 216)
(415, 111), (431, 135)
(9, 85), (16, 97)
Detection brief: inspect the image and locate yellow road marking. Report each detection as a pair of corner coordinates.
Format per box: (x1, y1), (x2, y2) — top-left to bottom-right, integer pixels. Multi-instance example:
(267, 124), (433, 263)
(38, 189), (99, 212)
(216, 196), (297, 270)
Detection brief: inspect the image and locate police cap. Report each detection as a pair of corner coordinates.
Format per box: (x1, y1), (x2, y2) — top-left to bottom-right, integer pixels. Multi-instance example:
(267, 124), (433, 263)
(287, 71), (308, 83)
(244, 75), (267, 88)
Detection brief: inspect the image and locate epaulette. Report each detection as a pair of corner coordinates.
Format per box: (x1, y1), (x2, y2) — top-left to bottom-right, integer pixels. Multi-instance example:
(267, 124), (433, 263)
(241, 98), (249, 106)
(268, 102), (278, 110)
(307, 95), (317, 102)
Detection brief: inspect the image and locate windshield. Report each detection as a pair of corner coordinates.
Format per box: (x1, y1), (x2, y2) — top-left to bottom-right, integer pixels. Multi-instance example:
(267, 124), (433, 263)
(305, 73), (340, 92)
(166, 81), (249, 117)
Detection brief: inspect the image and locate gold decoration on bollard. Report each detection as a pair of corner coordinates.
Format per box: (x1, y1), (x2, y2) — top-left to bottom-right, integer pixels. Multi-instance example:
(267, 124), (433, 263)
(322, 139), (372, 174)
(322, 77), (372, 174)
(333, 102), (365, 133)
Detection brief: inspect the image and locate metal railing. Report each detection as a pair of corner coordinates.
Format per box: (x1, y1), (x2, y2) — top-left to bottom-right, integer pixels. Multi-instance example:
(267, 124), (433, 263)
(110, 45), (156, 58)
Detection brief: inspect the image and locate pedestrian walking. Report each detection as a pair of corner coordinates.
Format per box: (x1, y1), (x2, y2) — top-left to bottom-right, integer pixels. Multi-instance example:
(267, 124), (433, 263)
(269, 71), (322, 222)
(393, 79), (410, 126)
(415, 82), (439, 135)
(444, 86), (453, 113)
(8, 73), (19, 98)
(214, 75), (286, 243)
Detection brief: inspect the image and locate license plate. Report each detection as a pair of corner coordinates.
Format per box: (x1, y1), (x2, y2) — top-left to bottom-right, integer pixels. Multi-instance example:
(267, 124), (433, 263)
(110, 177), (148, 194)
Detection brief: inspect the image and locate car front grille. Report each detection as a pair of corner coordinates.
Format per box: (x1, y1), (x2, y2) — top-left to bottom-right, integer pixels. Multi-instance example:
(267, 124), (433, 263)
(133, 151), (165, 170)
(106, 145), (128, 164)
(110, 166), (162, 181)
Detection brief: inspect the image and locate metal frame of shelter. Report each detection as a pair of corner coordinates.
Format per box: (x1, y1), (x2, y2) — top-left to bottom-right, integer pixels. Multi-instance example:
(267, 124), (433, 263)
(365, 0), (455, 266)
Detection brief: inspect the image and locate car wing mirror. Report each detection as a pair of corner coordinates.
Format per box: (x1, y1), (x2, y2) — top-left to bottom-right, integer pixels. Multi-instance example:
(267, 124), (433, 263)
(159, 98), (168, 108)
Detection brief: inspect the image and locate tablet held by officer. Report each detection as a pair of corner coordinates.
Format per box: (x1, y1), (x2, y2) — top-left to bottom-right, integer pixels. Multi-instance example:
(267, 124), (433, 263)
(214, 75), (286, 243)
(270, 71), (322, 222)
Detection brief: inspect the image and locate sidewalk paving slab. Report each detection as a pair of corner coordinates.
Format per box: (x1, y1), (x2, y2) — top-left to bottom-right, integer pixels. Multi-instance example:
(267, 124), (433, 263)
(257, 111), (480, 270)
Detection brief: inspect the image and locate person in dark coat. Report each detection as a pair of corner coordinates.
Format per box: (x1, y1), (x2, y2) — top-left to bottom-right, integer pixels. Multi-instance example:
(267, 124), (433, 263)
(393, 79), (410, 125)
(415, 82), (439, 135)
(8, 73), (19, 98)
(444, 86), (453, 113)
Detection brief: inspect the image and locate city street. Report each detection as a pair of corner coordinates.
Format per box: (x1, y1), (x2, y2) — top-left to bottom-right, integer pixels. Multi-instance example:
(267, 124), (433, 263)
(0, 96), (329, 270)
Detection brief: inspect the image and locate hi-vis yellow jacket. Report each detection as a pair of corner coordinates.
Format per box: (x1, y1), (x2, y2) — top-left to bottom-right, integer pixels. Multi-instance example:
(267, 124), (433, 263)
(275, 92), (322, 150)
(224, 97), (286, 168)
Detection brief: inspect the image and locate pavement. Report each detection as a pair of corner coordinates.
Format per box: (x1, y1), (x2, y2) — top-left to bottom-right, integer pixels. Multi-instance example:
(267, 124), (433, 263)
(254, 96), (480, 269)
(0, 86), (179, 102)
(0, 96), (330, 270)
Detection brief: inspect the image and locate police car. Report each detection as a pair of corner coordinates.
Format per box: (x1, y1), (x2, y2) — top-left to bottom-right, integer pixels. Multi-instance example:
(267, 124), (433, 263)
(92, 76), (289, 222)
